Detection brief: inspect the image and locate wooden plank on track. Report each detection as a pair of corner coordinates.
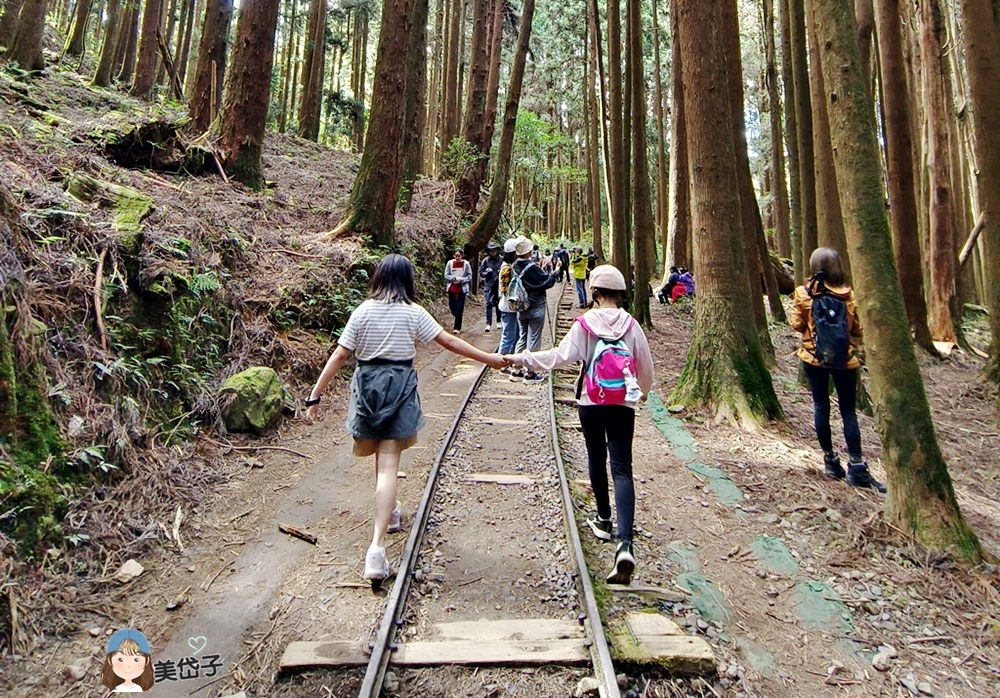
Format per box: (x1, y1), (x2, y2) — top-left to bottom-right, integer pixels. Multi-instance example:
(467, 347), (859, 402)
(478, 394), (535, 400)
(470, 417), (530, 425)
(465, 473), (536, 485)
(625, 612), (682, 636)
(397, 638), (590, 666)
(624, 636), (716, 674)
(430, 618), (584, 642)
(280, 638), (590, 669)
(608, 584), (688, 602)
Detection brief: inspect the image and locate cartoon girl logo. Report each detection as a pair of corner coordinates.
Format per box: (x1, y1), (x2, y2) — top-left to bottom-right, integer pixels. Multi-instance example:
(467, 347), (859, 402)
(101, 628), (154, 693)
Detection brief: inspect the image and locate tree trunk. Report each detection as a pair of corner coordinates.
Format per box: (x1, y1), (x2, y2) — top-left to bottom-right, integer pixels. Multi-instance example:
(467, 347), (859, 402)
(350, 6), (369, 151)
(328, 0), (414, 247)
(132, 0), (164, 98)
(188, 0), (233, 132)
(216, 0), (281, 190)
(0, 0), (25, 49)
(918, 0), (958, 343)
(9, 0), (47, 71)
(628, 0), (653, 326)
(789, 0), (817, 274)
(176, 0), (198, 87)
(651, 0), (668, 257)
(874, 0), (934, 351)
(763, 0), (791, 260)
(606, 0), (627, 276)
(399, 0), (429, 211)
(960, 0), (1000, 389)
(809, 0), (981, 562)
(65, 0), (91, 56)
(466, 0), (535, 251)
(806, 11), (850, 275)
(116, 5), (140, 83)
(477, 0), (503, 191)
(424, 0), (444, 172)
(93, 0), (122, 86)
(454, 0), (490, 212)
(440, 0), (461, 160)
(664, 0), (690, 274)
(587, 0), (607, 261)
(586, 17), (603, 257)
(671, 0), (782, 426)
(779, 0), (803, 281)
(855, 0), (874, 93)
(298, 0), (327, 140)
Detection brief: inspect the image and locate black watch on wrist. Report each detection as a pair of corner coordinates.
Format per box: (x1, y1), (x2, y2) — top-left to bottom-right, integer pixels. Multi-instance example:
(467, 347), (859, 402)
(305, 396), (321, 407)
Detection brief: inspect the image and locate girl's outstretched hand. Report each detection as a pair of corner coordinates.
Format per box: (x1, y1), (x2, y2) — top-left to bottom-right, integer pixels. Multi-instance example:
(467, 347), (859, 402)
(306, 404), (320, 421)
(485, 353), (509, 370)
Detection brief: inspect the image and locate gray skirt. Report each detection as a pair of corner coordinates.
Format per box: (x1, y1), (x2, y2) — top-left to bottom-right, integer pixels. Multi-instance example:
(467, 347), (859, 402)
(346, 362), (425, 441)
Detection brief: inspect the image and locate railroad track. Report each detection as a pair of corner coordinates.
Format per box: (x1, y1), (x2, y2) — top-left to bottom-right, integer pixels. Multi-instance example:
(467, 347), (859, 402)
(281, 281), (622, 697)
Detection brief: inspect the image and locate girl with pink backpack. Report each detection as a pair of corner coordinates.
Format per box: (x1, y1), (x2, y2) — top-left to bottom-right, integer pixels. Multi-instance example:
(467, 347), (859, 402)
(505, 265), (653, 585)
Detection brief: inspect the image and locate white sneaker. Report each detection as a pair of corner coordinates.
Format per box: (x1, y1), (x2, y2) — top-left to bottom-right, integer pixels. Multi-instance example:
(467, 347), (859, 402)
(388, 501), (401, 533)
(364, 545), (392, 581)
(484, 324), (491, 332)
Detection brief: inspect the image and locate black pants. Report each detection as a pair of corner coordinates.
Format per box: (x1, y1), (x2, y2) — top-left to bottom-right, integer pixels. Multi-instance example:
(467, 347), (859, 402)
(803, 362), (862, 461)
(448, 291), (467, 331)
(578, 405), (636, 542)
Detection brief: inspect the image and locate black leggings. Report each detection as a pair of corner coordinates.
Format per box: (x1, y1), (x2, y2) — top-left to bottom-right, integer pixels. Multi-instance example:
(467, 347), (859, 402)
(448, 291), (466, 330)
(578, 405), (636, 542)
(803, 362), (862, 461)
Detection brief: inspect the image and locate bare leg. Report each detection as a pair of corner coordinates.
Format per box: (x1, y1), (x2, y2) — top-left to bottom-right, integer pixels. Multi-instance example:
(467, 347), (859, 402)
(371, 448), (401, 549)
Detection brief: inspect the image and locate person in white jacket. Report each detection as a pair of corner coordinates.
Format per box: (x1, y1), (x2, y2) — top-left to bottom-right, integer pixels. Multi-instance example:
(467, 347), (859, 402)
(506, 265), (653, 585)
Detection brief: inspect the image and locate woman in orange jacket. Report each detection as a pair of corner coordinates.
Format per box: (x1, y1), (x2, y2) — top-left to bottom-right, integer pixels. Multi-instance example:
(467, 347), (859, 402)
(790, 248), (885, 493)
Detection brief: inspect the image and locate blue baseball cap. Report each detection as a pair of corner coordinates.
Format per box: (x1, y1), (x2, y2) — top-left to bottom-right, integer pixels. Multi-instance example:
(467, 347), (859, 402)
(106, 628), (150, 655)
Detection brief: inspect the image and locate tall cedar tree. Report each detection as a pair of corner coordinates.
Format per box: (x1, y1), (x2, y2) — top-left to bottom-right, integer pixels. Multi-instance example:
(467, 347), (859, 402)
(0, 0), (25, 48)
(399, 0), (430, 211)
(8, 0), (47, 71)
(587, 0), (608, 260)
(606, 0), (628, 274)
(585, 0), (603, 260)
(132, 0), (164, 98)
(65, 0), (91, 56)
(466, 0), (536, 249)
(779, 0), (803, 281)
(217, 0), (281, 189)
(627, 0), (653, 326)
(439, 0), (461, 163)
(874, 0), (934, 351)
(919, 0), (959, 343)
(329, 0), (414, 247)
(671, 0), (782, 425)
(189, 0), (234, 132)
(297, 0), (327, 140)
(651, 0), (668, 247)
(788, 0), (817, 275)
(93, 0), (123, 86)
(960, 0), (1000, 390)
(663, 0), (690, 274)
(808, 0), (981, 560)
(454, 0), (491, 213)
(763, 0), (791, 258)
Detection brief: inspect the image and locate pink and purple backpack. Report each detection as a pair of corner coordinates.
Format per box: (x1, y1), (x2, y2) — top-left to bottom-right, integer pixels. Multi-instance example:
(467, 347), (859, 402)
(576, 315), (636, 405)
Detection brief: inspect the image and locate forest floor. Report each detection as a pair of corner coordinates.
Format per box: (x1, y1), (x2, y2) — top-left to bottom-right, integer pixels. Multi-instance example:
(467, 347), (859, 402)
(2, 66), (1000, 698)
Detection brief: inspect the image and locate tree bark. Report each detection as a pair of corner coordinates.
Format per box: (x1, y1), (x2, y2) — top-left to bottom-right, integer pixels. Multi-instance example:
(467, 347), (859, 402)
(350, 6), (369, 151)
(454, 0), (490, 212)
(651, 0), (668, 256)
(216, 0), (281, 190)
(132, 0), (165, 98)
(587, 0), (607, 261)
(789, 0), (817, 274)
(466, 0), (535, 251)
(329, 0), (414, 247)
(399, 0), (430, 211)
(671, 0), (782, 426)
(188, 0), (232, 132)
(440, 0), (462, 160)
(64, 0), (91, 56)
(586, 14), (603, 258)
(628, 0), (653, 326)
(663, 0), (690, 274)
(810, 0), (981, 561)
(918, 0), (958, 343)
(874, 0), (934, 351)
(0, 0), (25, 49)
(424, 0), (444, 172)
(93, 0), (121, 86)
(297, 0), (327, 140)
(9, 0), (47, 71)
(116, 4), (140, 83)
(779, 0), (803, 281)
(763, 0), (791, 260)
(960, 0), (1000, 389)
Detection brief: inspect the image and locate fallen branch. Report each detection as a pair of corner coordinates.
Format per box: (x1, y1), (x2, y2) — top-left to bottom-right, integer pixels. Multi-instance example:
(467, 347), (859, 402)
(156, 30), (185, 101)
(93, 247), (108, 352)
(207, 438), (311, 459)
(279, 523), (317, 545)
(958, 212), (986, 270)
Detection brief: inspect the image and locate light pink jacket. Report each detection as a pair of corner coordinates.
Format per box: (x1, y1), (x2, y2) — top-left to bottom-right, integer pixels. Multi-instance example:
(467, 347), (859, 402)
(509, 308), (654, 408)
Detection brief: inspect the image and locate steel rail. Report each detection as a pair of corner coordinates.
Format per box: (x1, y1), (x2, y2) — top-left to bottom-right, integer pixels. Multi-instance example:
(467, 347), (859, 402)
(356, 359), (491, 698)
(547, 283), (622, 698)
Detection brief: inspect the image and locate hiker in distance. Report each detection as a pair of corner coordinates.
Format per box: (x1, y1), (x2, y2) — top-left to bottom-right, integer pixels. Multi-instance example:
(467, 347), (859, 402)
(790, 247), (886, 493)
(479, 241), (503, 332)
(306, 254), (508, 584)
(506, 265), (653, 585)
(444, 248), (472, 334)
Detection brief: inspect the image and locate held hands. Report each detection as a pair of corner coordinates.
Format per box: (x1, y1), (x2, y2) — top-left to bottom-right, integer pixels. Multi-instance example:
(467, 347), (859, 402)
(485, 353), (511, 371)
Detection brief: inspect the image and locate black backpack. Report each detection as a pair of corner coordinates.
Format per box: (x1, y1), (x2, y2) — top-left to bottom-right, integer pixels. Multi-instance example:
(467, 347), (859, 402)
(811, 278), (850, 369)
